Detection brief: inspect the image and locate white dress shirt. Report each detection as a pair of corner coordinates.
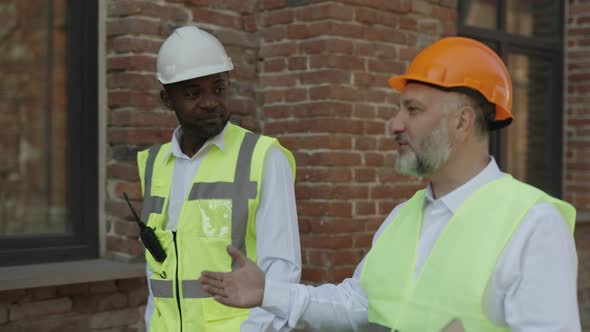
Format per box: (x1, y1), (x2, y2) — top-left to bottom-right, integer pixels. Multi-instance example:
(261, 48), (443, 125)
(145, 124), (302, 332)
(262, 158), (580, 331)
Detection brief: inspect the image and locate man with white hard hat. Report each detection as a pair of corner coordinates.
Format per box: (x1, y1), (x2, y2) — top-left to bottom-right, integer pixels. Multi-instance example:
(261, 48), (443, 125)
(137, 26), (301, 332)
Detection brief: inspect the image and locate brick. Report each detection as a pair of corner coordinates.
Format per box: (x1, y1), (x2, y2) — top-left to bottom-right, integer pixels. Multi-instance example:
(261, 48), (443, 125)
(353, 233), (374, 248)
(14, 315), (89, 331)
(301, 267), (327, 283)
(263, 58), (286, 72)
(114, 181), (142, 201)
(262, 25), (287, 42)
(300, 70), (351, 85)
(265, 118), (364, 135)
(262, 10), (294, 26)
(356, 7), (398, 27)
(89, 281), (119, 294)
(244, 14), (257, 32)
(328, 266), (356, 282)
(295, 3), (354, 22)
(192, 9), (243, 30)
(108, 1), (190, 22)
(56, 284), (89, 297)
(298, 201), (353, 218)
(288, 56), (307, 70)
(325, 22), (365, 39)
(9, 298), (72, 320)
(117, 278), (147, 292)
(108, 37), (163, 54)
(0, 290), (28, 305)
(89, 307), (141, 329)
(309, 86), (363, 102)
(108, 162), (140, 182)
(108, 127), (173, 145)
(306, 219), (366, 234)
(0, 305), (7, 324)
(297, 168), (353, 183)
(301, 234), (354, 249)
(107, 236), (144, 257)
(288, 101), (354, 118)
(354, 168), (376, 182)
(113, 219), (140, 237)
(296, 184), (368, 200)
(31, 287), (57, 301)
(107, 73), (160, 91)
(308, 151), (362, 166)
(107, 18), (163, 37)
(258, 0), (289, 10)
(355, 201), (376, 215)
(72, 293), (128, 313)
(107, 55), (156, 73)
(128, 288), (148, 307)
(300, 39), (355, 54)
(280, 135), (352, 150)
(260, 74), (297, 87)
(326, 250), (364, 266)
(365, 121), (386, 135)
(285, 88), (307, 102)
(259, 43), (298, 57)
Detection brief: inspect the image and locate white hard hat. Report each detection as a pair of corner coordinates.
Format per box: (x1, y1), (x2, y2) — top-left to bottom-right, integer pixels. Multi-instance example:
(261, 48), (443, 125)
(156, 26), (234, 84)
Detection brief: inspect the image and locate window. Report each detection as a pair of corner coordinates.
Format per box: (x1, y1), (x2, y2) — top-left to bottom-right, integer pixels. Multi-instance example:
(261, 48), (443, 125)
(0, 0), (98, 266)
(459, 0), (564, 197)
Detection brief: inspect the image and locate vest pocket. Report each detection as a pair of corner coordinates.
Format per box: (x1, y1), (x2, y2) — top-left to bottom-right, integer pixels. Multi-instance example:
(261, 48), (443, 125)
(183, 200), (233, 239)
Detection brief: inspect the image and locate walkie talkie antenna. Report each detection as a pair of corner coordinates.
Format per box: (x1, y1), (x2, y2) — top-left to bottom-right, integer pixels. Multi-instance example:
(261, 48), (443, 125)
(123, 192), (145, 228)
(122, 192), (167, 262)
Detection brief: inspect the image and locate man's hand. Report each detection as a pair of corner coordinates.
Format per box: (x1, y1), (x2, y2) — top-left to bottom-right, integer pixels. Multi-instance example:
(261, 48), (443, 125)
(199, 245), (265, 308)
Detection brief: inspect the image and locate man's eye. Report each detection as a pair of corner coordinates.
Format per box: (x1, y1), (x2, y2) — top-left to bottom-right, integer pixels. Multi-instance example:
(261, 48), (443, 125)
(185, 90), (200, 98)
(214, 87), (226, 94)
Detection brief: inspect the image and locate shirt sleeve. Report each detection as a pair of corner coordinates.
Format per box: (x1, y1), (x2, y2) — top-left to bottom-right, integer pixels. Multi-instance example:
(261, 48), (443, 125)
(260, 205), (404, 332)
(485, 202), (581, 331)
(241, 146), (303, 332)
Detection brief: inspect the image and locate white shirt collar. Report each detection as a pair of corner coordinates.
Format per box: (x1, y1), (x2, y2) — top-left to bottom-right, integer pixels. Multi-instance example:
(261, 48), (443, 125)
(166, 123), (229, 161)
(424, 157), (506, 213)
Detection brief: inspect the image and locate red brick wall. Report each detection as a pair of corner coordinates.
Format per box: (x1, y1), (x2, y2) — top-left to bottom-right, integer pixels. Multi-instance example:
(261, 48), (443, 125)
(257, 0), (454, 283)
(0, 279), (147, 330)
(565, 0), (590, 328)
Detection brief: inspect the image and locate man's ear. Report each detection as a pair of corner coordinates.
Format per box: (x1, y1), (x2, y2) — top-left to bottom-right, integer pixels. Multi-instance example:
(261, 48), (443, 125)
(160, 89), (173, 110)
(454, 105), (476, 141)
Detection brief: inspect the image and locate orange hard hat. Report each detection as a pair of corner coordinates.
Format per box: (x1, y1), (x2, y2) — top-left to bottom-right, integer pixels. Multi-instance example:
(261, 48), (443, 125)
(389, 37), (513, 123)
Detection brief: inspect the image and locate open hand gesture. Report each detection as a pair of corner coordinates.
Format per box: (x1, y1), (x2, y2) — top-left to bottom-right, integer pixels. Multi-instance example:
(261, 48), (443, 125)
(199, 245), (265, 308)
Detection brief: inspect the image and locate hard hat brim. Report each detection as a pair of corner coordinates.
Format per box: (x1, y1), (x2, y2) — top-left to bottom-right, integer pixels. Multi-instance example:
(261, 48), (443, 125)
(388, 74), (512, 122)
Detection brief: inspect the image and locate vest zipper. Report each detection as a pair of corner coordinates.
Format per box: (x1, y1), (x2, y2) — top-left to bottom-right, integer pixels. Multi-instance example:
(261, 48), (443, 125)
(173, 231), (183, 332)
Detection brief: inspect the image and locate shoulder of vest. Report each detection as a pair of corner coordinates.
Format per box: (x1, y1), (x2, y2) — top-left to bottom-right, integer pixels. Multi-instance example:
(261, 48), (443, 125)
(490, 175), (549, 199)
(228, 123), (278, 147)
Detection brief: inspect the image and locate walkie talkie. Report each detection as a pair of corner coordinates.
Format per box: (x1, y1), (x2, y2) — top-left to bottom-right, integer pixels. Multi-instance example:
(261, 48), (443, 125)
(123, 192), (167, 262)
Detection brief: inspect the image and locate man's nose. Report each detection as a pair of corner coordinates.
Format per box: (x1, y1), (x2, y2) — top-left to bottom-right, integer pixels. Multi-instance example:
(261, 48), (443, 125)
(390, 110), (406, 134)
(200, 92), (218, 110)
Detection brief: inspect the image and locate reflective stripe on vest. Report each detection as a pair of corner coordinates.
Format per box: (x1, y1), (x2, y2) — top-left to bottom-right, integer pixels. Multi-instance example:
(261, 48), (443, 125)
(141, 144), (165, 222)
(187, 132), (259, 270)
(149, 279), (210, 299)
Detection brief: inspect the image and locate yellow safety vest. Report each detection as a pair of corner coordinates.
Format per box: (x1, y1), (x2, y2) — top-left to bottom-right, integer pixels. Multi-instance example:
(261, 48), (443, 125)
(360, 175), (575, 332)
(137, 123), (295, 332)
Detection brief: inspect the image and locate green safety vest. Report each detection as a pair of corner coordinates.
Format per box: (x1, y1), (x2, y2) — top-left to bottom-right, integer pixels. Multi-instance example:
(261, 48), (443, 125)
(137, 123), (295, 332)
(360, 175), (575, 332)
